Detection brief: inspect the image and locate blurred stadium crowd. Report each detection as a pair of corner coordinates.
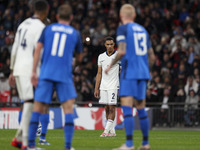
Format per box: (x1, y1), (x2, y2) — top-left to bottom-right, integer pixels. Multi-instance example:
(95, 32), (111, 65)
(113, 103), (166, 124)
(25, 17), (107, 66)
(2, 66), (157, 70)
(1, 0), (200, 116)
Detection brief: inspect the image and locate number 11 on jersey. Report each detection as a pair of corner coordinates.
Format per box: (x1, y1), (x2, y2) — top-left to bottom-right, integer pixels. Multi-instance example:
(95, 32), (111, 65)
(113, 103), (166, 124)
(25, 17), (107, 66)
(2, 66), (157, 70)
(51, 32), (67, 57)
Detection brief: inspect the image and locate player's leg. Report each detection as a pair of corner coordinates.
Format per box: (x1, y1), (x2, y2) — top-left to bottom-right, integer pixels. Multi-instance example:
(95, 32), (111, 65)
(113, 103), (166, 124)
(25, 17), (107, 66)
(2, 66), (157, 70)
(11, 78), (23, 148)
(107, 105), (116, 136)
(99, 90), (109, 136)
(18, 101), (24, 124)
(11, 76), (34, 149)
(135, 100), (150, 150)
(105, 105), (116, 136)
(121, 97), (134, 147)
(28, 101), (45, 148)
(113, 79), (135, 150)
(108, 89), (117, 136)
(19, 77), (34, 149)
(103, 105), (114, 135)
(56, 81), (77, 150)
(28, 79), (53, 149)
(21, 100), (34, 149)
(105, 105), (109, 120)
(135, 80), (150, 150)
(113, 97), (134, 150)
(62, 99), (75, 150)
(12, 101), (23, 148)
(39, 104), (50, 145)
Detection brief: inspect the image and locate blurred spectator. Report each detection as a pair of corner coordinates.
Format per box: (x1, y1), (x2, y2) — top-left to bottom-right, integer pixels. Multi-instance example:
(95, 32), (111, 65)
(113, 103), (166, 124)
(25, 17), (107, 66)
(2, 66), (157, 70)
(184, 76), (199, 96)
(184, 88), (199, 126)
(0, 72), (10, 93)
(148, 80), (159, 102)
(187, 46), (195, 65)
(159, 88), (173, 126)
(173, 62), (188, 86)
(175, 87), (186, 106)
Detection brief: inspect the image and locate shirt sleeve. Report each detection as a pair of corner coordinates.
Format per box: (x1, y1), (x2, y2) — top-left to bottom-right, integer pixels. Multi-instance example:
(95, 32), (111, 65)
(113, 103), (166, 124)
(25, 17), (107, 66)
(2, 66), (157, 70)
(10, 28), (20, 70)
(38, 26), (47, 44)
(75, 30), (83, 53)
(116, 25), (127, 45)
(97, 55), (101, 67)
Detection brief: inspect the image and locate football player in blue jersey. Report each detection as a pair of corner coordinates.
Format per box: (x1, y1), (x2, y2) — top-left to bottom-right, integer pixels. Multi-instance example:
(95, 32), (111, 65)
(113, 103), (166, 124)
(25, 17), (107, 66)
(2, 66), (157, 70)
(106, 4), (155, 150)
(28, 4), (83, 150)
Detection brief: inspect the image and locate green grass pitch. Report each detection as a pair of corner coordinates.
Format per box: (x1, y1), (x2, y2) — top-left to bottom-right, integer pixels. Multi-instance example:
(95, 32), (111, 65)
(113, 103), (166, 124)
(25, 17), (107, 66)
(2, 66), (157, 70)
(0, 129), (200, 150)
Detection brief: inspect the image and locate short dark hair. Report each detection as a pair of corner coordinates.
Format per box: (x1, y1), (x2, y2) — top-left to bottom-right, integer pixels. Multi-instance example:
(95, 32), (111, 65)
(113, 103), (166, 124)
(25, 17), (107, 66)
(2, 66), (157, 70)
(34, 0), (48, 12)
(58, 4), (72, 21)
(105, 37), (114, 43)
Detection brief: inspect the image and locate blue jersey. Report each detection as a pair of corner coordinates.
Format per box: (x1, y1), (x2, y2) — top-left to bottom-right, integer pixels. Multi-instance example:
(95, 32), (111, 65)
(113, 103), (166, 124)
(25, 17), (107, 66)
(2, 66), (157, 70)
(38, 23), (82, 83)
(116, 23), (151, 80)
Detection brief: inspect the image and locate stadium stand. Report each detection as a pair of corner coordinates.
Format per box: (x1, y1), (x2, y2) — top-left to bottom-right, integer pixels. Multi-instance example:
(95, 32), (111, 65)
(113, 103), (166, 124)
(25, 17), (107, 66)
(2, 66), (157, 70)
(1, 0), (200, 127)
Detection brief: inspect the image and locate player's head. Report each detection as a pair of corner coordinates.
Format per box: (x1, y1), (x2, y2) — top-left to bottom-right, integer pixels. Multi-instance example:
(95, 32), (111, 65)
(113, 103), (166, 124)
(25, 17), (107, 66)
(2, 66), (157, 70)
(33, 0), (49, 21)
(120, 4), (136, 24)
(57, 4), (73, 23)
(104, 37), (115, 53)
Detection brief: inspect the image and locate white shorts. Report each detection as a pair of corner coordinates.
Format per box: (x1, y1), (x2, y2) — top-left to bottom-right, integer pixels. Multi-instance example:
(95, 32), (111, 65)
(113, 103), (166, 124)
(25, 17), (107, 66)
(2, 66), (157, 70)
(15, 76), (34, 101)
(99, 89), (118, 105)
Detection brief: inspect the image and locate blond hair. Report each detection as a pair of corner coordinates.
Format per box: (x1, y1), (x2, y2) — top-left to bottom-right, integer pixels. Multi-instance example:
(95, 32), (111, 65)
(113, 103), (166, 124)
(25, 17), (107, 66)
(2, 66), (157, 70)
(120, 4), (135, 19)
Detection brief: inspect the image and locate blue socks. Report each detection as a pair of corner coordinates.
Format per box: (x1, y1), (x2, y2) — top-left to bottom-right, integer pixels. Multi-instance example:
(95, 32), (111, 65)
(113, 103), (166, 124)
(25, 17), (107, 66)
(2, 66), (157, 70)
(28, 112), (41, 147)
(122, 106), (134, 147)
(64, 113), (74, 149)
(18, 111), (22, 124)
(137, 108), (149, 145)
(40, 114), (49, 140)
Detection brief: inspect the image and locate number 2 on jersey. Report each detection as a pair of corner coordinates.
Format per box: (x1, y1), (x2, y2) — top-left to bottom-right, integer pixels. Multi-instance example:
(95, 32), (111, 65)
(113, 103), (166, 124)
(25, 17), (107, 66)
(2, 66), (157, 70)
(51, 32), (67, 57)
(133, 32), (147, 56)
(112, 93), (115, 99)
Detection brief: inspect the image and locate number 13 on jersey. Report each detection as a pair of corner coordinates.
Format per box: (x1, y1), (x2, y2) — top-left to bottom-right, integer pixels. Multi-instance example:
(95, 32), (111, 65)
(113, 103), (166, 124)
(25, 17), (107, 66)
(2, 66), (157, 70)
(133, 32), (147, 56)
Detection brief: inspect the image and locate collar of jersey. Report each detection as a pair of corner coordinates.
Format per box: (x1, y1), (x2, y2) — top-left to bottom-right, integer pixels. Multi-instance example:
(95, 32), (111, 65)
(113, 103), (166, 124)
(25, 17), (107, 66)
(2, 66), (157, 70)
(31, 16), (40, 19)
(106, 50), (116, 57)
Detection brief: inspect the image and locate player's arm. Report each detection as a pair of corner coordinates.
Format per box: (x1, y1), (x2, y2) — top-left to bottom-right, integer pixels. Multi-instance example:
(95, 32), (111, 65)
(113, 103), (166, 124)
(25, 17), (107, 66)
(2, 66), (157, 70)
(75, 53), (82, 66)
(148, 48), (156, 68)
(105, 42), (126, 74)
(31, 42), (43, 87)
(31, 27), (46, 87)
(94, 66), (102, 98)
(74, 30), (83, 66)
(106, 25), (126, 74)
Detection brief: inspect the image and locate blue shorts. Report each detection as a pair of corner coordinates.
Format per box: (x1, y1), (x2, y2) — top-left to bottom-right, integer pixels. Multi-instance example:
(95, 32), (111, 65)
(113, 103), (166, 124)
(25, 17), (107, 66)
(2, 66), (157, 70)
(34, 79), (77, 104)
(119, 79), (147, 100)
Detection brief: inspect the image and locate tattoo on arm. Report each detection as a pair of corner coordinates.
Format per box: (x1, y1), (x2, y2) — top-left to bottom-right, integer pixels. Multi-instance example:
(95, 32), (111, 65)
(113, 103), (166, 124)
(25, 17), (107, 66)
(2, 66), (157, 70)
(110, 42), (126, 67)
(118, 42), (126, 52)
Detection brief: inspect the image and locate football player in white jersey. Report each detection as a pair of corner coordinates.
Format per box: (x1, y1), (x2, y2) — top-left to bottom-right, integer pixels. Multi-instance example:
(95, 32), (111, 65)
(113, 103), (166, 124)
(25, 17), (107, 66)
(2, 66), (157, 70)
(94, 37), (120, 137)
(9, 0), (49, 149)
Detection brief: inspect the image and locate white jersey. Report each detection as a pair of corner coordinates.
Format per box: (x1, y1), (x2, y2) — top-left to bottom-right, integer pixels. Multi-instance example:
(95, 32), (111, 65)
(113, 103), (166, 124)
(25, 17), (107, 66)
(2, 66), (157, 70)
(98, 51), (120, 90)
(10, 17), (45, 77)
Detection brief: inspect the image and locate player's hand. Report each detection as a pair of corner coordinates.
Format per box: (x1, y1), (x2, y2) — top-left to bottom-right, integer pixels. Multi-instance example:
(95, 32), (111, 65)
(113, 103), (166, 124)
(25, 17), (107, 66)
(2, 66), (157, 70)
(94, 89), (100, 98)
(105, 65), (111, 74)
(8, 73), (15, 87)
(31, 72), (38, 88)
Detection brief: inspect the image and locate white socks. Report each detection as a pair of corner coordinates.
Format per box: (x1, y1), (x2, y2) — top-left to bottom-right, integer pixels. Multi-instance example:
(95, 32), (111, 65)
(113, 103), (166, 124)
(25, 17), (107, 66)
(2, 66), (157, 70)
(104, 119), (114, 134)
(110, 122), (116, 134)
(15, 125), (22, 141)
(20, 103), (33, 146)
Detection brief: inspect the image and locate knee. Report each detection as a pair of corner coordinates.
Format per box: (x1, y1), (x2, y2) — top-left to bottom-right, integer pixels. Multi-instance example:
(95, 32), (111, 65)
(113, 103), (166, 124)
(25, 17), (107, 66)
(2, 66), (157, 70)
(109, 106), (115, 114)
(135, 100), (145, 109)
